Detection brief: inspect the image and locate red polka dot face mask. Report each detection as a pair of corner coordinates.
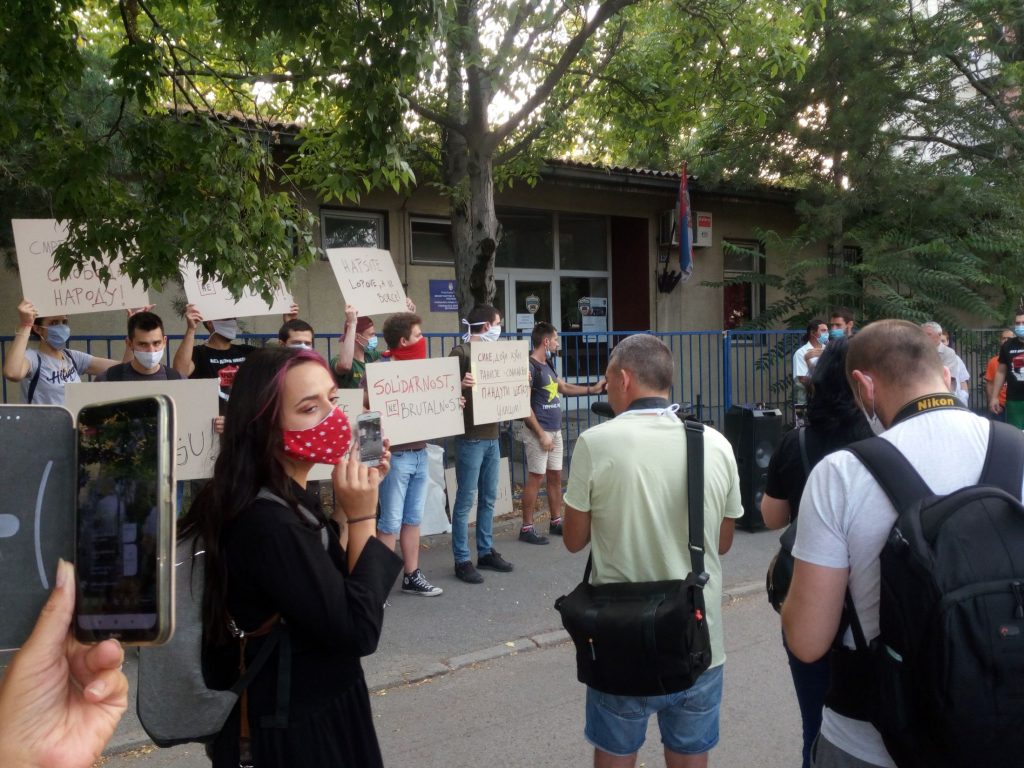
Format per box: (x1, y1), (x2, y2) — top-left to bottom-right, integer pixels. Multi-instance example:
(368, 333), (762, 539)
(281, 406), (353, 465)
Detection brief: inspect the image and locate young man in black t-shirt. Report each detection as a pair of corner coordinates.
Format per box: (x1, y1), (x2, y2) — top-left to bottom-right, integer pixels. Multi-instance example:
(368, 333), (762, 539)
(988, 310), (1024, 429)
(98, 311), (184, 382)
(172, 304), (259, 411)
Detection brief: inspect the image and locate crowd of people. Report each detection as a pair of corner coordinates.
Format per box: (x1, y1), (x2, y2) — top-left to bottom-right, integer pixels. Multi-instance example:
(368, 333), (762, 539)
(3, 299), (1023, 768)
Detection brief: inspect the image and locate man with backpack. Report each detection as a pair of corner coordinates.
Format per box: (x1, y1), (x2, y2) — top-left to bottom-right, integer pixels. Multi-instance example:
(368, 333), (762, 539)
(783, 319), (1024, 768)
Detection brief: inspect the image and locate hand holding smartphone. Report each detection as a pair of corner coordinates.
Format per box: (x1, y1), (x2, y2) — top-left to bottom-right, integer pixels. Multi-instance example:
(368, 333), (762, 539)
(74, 396), (175, 646)
(356, 411), (384, 467)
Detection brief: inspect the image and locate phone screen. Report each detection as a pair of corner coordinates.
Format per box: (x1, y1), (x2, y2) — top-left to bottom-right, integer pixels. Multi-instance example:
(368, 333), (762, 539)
(357, 412), (384, 467)
(75, 397), (174, 644)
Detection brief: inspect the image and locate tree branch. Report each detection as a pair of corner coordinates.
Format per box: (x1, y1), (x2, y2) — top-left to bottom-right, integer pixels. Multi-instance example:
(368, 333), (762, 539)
(891, 132), (997, 159)
(405, 94), (464, 134)
(489, 0), (640, 149)
(945, 52), (1024, 142)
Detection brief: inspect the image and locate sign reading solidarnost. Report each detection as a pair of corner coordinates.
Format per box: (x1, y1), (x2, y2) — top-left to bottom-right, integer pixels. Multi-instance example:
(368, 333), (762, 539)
(444, 459), (513, 525)
(180, 262), (293, 321)
(64, 379), (219, 481)
(470, 340), (531, 424)
(12, 219), (151, 317)
(365, 357), (464, 445)
(306, 389), (368, 482)
(326, 248), (407, 316)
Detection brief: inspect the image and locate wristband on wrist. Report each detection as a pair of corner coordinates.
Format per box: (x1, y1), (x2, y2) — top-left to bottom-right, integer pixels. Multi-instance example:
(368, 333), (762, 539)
(346, 514), (377, 524)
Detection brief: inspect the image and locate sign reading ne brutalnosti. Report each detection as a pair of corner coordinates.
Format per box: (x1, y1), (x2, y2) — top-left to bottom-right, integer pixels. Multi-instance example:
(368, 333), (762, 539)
(12, 219), (151, 317)
(365, 357), (464, 445)
(180, 261), (293, 321)
(470, 340), (531, 424)
(64, 379), (219, 482)
(326, 248), (407, 316)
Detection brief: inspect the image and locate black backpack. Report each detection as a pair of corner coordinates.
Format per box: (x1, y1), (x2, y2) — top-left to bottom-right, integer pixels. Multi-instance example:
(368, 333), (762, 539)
(832, 422), (1024, 768)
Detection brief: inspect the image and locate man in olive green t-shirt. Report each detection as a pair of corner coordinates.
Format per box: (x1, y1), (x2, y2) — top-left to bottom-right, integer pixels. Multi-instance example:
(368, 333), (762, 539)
(563, 334), (743, 767)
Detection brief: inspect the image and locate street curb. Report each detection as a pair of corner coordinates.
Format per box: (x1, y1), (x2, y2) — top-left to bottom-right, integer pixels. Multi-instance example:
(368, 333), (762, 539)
(724, 579), (764, 601)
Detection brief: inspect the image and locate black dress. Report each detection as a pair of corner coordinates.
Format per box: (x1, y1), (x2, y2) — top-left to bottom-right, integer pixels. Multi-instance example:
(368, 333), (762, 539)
(207, 482), (402, 767)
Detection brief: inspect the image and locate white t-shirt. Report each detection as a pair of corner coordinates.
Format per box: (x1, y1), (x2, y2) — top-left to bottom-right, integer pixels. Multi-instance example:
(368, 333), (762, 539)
(564, 411), (743, 667)
(20, 348), (93, 405)
(794, 408), (1023, 767)
(793, 341), (814, 382)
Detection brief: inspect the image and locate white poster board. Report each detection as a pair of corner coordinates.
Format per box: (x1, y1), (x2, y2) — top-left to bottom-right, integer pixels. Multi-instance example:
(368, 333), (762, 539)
(444, 459), (513, 527)
(325, 248), (407, 316)
(12, 219), (151, 317)
(180, 261), (293, 320)
(580, 297), (608, 334)
(365, 358), (464, 445)
(307, 389), (367, 482)
(64, 379), (220, 481)
(470, 340), (531, 424)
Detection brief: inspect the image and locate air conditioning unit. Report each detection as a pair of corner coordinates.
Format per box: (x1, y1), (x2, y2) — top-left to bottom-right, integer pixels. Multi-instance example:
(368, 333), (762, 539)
(658, 208), (679, 246)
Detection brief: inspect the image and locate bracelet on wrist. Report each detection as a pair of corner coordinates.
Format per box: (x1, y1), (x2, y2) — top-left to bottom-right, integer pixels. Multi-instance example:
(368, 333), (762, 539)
(345, 514), (377, 524)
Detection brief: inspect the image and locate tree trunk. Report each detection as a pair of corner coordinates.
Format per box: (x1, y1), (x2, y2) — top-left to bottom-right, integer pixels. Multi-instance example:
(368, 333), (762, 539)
(448, 137), (500, 321)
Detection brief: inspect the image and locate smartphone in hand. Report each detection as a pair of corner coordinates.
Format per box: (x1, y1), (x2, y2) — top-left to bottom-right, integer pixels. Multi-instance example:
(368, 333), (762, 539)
(356, 411), (384, 467)
(74, 396), (175, 645)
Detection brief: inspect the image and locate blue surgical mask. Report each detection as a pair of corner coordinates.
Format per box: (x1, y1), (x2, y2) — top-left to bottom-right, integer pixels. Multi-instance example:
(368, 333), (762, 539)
(364, 336), (379, 352)
(1014, 326), (1024, 339)
(817, 332), (829, 345)
(545, 348), (553, 360)
(45, 324), (71, 350)
(829, 328), (845, 339)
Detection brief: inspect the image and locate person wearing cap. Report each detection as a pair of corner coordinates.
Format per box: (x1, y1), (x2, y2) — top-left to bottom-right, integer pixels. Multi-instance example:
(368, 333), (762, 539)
(332, 305), (380, 390)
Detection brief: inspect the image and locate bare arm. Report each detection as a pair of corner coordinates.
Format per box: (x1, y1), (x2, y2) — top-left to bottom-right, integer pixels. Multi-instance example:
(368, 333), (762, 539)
(990, 364), (1007, 414)
(761, 495), (791, 530)
(3, 300), (36, 382)
(331, 456), (382, 571)
(172, 304), (201, 377)
(719, 517), (736, 555)
(562, 504), (591, 553)
(334, 305), (358, 376)
(781, 559), (849, 662)
(84, 357), (122, 376)
(557, 376), (606, 396)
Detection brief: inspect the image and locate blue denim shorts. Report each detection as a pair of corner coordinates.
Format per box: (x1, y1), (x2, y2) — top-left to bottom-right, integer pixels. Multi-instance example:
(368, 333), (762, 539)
(584, 664), (724, 757)
(377, 449), (429, 535)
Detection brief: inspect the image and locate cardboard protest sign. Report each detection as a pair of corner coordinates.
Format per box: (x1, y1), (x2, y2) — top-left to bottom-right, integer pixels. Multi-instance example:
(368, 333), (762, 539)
(326, 248), (407, 316)
(444, 459), (513, 527)
(12, 219), (151, 317)
(65, 379), (220, 481)
(365, 357), (464, 445)
(0, 406), (76, 650)
(306, 389), (367, 482)
(180, 261), (293, 320)
(470, 340), (531, 424)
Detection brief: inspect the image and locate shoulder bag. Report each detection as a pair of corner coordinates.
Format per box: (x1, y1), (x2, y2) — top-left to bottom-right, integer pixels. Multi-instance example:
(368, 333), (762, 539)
(554, 420), (712, 696)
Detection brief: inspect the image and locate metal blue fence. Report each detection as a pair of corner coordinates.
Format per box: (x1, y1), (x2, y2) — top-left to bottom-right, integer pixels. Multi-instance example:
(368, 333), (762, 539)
(1, 328), (1004, 493)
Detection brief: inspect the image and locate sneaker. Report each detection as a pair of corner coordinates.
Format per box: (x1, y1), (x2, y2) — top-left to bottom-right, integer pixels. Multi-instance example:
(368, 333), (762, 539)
(402, 569), (443, 596)
(454, 560), (484, 584)
(549, 519), (563, 536)
(518, 526), (550, 545)
(478, 550), (514, 572)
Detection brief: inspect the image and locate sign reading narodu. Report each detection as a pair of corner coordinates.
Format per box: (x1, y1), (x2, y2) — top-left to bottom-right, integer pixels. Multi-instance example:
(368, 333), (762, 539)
(12, 219), (151, 317)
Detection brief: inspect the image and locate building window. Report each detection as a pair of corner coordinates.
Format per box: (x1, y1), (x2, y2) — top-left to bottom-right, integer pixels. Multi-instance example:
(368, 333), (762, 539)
(722, 239), (765, 330)
(321, 209), (386, 253)
(410, 217), (455, 265)
(559, 214), (608, 271)
(496, 210), (554, 269)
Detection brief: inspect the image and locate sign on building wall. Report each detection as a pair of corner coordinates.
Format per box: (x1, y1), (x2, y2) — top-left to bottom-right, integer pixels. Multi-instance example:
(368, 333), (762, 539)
(180, 261), (293, 320)
(12, 219), (151, 317)
(695, 212), (713, 248)
(470, 340), (531, 424)
(64, 379), (219, 481)
(580, 297), (608, 334)
(365, 357), (464, 444)
(326, 247), (407, 316)
(429, 280), (459, 312)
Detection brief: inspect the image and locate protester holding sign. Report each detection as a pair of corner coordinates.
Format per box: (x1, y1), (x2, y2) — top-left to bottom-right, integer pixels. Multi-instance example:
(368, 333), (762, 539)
(3, 298), (127, 405)
(448, 305), (514, 584)
(172, 304), (259, 411)
(333, 306), (380, 390)
(377, 312), (443, 597)
(97, 311), (183, 382)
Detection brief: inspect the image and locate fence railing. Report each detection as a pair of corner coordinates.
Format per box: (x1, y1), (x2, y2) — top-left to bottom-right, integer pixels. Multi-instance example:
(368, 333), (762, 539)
(2, 329), (1005, 492)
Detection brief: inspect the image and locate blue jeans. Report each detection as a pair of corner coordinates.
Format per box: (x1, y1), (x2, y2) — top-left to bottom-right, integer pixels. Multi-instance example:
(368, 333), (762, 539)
(451, 438), (499, 563)
(584, 665), (724, 757)
(378, 449), (429, 534)
(784, 635), (831, 768)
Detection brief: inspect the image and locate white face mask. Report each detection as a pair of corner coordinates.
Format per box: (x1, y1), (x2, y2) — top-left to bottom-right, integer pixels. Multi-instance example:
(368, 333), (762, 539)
(480, 324), (502, 342)
(133, 349), (164, 370)
(212, 319), (238, 341)
(859, 375), (886, 435)
(287, 342), (312, 350)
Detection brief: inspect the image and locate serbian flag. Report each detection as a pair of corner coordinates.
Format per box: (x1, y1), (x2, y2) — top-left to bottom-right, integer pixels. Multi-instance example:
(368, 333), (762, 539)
(678, 163), (694, 281)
